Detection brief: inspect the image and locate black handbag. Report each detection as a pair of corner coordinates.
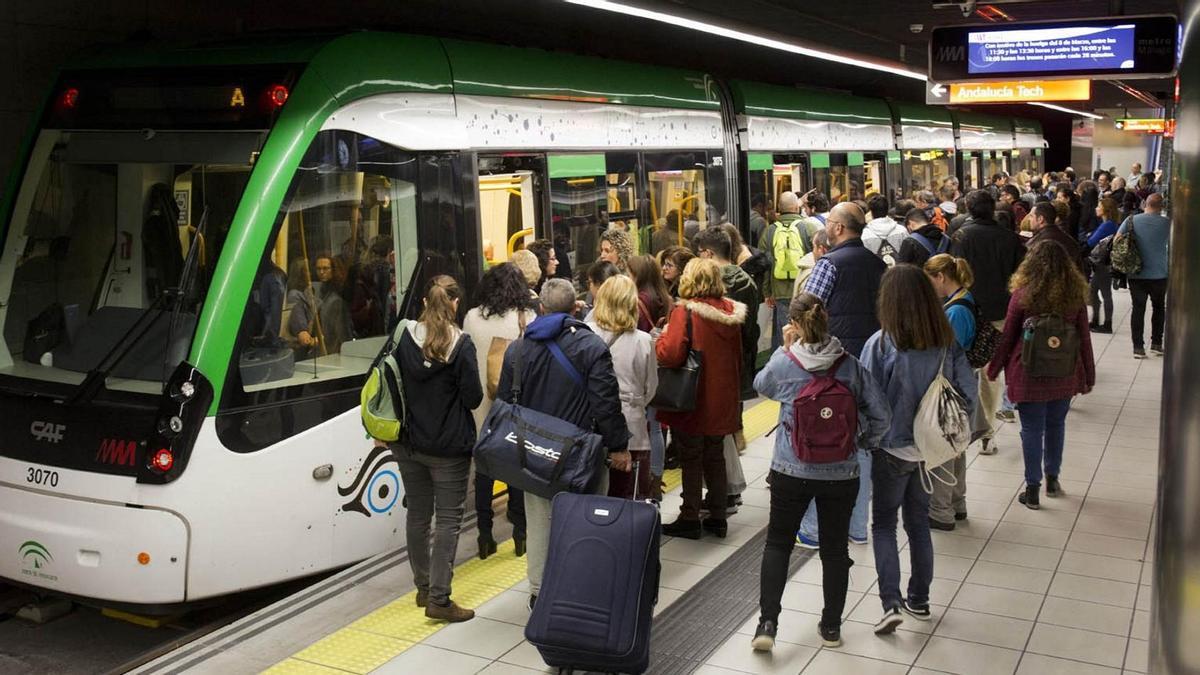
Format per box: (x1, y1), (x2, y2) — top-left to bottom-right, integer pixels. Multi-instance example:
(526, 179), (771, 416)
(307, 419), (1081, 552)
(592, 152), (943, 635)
(473, 338), (607, 500)
(650, 309), (703, 412)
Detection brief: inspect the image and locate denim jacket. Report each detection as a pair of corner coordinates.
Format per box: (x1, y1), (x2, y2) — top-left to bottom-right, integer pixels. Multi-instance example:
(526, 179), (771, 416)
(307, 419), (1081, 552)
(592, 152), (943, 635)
(753, 338), (891, 481)
(859, 331), (978, 450)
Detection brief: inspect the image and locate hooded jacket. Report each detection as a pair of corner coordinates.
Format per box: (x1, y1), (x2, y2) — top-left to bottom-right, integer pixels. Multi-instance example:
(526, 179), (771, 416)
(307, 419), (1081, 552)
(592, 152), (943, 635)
(951, 216), (1026, 322)
(721, 263), (761, 399)
(753, 337), (890, 481)
(396, 322), (483, 457)
(862, 217), (908, 258)
(655, 297), (747, 435)
(495, 313), (630, 453)
(896, 224), (949, 268)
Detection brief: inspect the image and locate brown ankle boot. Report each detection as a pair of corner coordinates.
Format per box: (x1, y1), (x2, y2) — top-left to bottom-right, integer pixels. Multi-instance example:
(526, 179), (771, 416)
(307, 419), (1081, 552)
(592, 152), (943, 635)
(415, 588), (429, 608)
(425, 600), (475, 623)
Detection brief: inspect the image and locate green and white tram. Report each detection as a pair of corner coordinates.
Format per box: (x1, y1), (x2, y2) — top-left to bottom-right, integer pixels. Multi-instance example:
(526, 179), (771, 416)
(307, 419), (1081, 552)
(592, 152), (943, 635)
(0, 32), (1044, 607)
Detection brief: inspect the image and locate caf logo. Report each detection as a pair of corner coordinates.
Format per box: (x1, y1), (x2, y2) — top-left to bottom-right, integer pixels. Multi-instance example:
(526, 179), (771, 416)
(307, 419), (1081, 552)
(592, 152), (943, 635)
(1047, 336), (1061, 349)
(820, 407), (833, 420)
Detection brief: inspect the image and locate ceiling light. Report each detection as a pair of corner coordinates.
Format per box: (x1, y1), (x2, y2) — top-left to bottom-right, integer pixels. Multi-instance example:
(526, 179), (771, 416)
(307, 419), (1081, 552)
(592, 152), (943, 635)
(563, 0), (928, 81)
(1028, 102), (1104, 119)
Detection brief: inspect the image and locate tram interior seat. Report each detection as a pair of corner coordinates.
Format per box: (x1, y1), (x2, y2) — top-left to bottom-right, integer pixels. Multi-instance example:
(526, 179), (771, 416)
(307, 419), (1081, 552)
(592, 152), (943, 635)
(52, 305), (196, 381)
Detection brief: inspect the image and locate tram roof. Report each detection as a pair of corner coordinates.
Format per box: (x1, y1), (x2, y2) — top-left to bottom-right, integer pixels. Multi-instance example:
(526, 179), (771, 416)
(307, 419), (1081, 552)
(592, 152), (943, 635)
(728, 80), (893, 127)
(951, 110), (1014, 134)
(62, 32), (722, 112)
(890, 101), (954, 129)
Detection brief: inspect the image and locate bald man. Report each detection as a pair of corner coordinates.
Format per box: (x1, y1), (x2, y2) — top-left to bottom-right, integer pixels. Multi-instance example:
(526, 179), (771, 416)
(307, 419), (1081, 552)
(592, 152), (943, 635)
(1117, 191), (1171, 358)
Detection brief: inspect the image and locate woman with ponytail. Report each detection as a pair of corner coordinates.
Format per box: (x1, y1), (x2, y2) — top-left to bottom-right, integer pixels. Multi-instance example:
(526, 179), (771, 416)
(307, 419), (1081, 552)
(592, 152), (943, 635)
(749, 293), (890, 653)
(923, 254), (982, 529)
(391, 274), (482, 623)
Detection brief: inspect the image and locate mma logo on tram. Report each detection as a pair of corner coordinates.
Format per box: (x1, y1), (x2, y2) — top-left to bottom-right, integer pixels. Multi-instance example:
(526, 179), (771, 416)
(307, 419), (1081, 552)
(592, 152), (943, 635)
(18, 541), (57, 581)
(96, 438), (138, 466)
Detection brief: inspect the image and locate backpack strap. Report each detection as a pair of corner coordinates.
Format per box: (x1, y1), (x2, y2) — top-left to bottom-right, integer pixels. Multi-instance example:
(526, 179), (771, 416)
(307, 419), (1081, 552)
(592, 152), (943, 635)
(936, 236), (950, 254)
(910, 232), (935, 256)
(545, 338), (585, 389)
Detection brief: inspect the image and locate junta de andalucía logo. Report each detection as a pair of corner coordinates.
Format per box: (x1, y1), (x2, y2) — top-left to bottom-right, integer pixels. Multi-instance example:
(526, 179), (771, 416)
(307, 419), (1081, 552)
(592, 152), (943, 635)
(18, 540), (58, 581)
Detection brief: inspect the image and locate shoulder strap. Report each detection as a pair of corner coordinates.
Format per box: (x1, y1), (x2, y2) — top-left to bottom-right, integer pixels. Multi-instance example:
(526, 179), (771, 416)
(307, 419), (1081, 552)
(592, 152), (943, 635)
(814, 214), (827, 225)
(936, 236), (950, 254)
(517, 309), (527, 336)
(910, 232), (935, 255)
(545, 338), (585, 390)
(511, 338), (526, 404)
(637, 298), (654, 328)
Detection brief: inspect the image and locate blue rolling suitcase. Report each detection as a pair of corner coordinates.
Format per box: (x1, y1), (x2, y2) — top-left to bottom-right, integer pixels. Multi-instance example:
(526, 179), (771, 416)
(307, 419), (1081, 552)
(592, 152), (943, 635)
(525, 488), (660, 674)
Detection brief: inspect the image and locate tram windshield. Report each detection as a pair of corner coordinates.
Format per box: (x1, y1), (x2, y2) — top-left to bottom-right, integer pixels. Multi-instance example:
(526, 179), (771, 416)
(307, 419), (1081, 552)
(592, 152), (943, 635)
(0, 129), (259, 395)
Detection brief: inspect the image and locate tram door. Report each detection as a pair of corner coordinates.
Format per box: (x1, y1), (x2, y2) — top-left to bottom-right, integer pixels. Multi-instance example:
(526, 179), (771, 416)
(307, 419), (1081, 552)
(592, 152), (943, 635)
(477, 154), (546, 264)
(856, 152), (888, 199)
(960, 152), (983, 191)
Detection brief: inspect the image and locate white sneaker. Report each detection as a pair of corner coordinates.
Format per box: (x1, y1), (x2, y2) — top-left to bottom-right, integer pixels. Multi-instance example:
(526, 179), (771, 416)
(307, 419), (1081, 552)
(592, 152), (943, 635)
(874, 607), (904, 635)
(978, 438), (998, 455)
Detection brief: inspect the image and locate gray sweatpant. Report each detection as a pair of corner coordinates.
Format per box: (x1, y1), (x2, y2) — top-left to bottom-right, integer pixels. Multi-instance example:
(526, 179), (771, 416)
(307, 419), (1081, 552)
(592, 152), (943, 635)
(929, 453), (967, 525)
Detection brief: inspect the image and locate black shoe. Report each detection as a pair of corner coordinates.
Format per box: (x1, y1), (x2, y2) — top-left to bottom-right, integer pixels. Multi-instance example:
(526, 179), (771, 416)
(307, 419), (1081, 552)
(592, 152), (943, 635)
(902, 599), (932, 621)
(751, 618), (777, 652)
(514, 535), (526, 557)
(1045, 476), (1062, 498)
(1151, 343), (1164, 356)
(477, 534), (497, 560)
(954, 511), (968, 521)
(726, 494), (742, 514)
(1089, 321), (1100, 330)
(874, 607), (904, 634)
(1018, 484), (1041, 510)
(702, 518), (728, 538)
(662, 518), (703, 540)
(929, 518), (956, 532)
(1092, 323), (1112, 334)
(1133, 347), (1147, 359)
(818, 622), (842, 647)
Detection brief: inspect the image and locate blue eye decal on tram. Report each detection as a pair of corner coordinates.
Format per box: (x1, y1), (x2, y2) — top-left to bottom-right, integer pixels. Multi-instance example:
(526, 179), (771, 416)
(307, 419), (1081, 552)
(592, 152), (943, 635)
(338, 445), (401, 517)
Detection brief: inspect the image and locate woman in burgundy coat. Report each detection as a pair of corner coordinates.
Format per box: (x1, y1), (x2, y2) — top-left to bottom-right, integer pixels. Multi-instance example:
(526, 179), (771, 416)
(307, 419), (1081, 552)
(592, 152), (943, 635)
(987, 240), (1095, 511)
(656, 258), (746, 540)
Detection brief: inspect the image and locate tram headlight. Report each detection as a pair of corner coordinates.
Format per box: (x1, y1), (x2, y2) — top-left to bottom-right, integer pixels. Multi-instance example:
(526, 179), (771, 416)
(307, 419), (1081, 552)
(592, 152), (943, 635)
(150, 448), (175, 473)
(178, 381), (195, 400)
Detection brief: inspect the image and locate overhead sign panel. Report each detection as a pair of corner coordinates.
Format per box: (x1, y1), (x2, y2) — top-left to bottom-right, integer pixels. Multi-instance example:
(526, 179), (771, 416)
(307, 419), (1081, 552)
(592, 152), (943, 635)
(1115, 118), (1170, 133)
(930, 15), (1179, 82)
(950, 79), (1091, 103)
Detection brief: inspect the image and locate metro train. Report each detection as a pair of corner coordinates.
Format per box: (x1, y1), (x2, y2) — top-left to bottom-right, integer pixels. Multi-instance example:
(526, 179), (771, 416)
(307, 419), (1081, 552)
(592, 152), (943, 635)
(0, 32), (1044, 608)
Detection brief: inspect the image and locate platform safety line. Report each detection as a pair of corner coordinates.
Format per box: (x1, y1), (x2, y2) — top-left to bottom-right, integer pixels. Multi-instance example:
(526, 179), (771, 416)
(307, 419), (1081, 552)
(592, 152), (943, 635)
(262, 398), (779, 675)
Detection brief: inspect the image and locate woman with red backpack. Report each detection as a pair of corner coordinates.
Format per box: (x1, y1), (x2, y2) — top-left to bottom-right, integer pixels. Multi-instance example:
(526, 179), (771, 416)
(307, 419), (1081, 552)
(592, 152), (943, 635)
(749, 292), (890, 653)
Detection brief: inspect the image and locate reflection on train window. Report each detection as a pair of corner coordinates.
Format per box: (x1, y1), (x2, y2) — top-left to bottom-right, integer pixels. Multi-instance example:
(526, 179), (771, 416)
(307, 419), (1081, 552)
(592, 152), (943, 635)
(905, 150), (954, 197)
(984, 152), (1008, 181)
(234, 130), (418, 393)
(813, 154), (851, 204)
(644, 151), (721, 252)
(0, 129), (255, 395)
(548, 153), (607, 272)
(962, 155), (982, 191)
(861, 154), (886, 198)
(479, 154), (545, 265)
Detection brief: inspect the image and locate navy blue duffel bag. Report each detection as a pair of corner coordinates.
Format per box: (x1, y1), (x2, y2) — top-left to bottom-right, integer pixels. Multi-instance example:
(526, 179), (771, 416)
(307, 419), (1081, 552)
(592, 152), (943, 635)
(473, 339), (607, 500)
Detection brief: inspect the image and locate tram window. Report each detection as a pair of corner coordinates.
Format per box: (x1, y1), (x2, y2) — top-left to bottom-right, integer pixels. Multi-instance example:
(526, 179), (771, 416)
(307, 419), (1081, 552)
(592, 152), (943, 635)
(904, 150), (954, 198)
(478, 154), (545, 265)
(812, 153), (851, 205)
(644, 151), (723, 252)
(231, 130), (419, 394)
(861, 154), (886, 199)
(0, 129), (254, 394)
(548, 153), (609, 275)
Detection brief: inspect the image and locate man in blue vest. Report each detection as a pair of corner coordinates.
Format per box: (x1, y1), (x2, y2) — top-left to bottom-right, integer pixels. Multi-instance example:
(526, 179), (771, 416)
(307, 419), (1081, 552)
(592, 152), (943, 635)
(795, 201), (887, 549)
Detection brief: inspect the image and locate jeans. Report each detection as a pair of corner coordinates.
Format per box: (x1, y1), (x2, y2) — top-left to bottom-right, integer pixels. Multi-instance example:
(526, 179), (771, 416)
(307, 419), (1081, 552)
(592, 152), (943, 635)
(474, 471), (526, 540)
(760, 471), (858, 628)
(1090, 265), (1113, 325)
(678, 432), (727, 521)
(929, 453), (967, 524)
(648, 407), (665, 476)
(770, 299), (789, 353)
(871, 450), (933, 611)
(798, 448), (871, 542)
(526, 470), (609, 596)
(394, 447), (471, 606)
(1128, 278), (1168, 349)
(1017, 398), (1071, 487)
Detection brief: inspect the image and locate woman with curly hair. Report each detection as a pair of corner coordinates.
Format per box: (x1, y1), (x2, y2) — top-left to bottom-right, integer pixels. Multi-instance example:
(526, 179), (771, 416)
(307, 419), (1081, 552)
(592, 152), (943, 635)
(599, 227), (634, 273)
(987, 240), (1095, 510)
(463, 263), (538, 560)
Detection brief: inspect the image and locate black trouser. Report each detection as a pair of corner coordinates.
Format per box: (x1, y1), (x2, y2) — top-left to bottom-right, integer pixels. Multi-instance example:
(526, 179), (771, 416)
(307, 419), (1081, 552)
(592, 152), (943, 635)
(1128, 278), (1168, 349)
(759, 471), (859, 628)
(474, 471), (526, 539)
(678, 432), (728, 521)
(1089, 265), (1113, 325)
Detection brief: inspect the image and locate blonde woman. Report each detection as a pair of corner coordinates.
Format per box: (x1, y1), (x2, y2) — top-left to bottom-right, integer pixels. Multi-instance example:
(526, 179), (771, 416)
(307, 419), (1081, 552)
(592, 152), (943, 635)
(586, 275), (658, 499)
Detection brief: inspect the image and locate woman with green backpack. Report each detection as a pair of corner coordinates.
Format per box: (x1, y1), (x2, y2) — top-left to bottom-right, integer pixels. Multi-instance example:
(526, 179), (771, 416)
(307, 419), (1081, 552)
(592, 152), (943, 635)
(987, 241), (1095, 511)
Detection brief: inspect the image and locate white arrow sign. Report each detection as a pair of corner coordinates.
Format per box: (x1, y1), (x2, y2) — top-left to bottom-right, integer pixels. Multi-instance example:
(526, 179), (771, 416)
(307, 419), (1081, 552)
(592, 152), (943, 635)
(931, 84), (947, 96)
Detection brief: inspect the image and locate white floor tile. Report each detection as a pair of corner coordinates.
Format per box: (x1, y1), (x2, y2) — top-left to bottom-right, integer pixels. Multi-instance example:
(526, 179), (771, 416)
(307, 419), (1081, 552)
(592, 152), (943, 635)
(1125, 638), (1149, 672)
(735, 608), (825, 648)
(833, 619), (931, 665)
(978, 540), (1063, 570)
(474, 662), (547, 675)
(1015, 653), (1121, 675)
(474, 590), (533, 626)
(372, 644), (492, 674)
(933, 607), (1034, 650)
(1067, 532), (1148, 561)
(496, 641), (553, 672)
(423, 617), (528, 660)
(950, 583), (1044, 621)
(1130, 610), (1150, 641)
(660, 559), (716, 591)
(1037, 596), (1133, 637)
(705, 631), (817, 673)
(965, 561), (1054, 594)
(990, 522), (1071, 549)
(659, 536), (740, 567)
(1025, 623), (1129, 668)
(1057, 551), (1143, 584)
(915, 635), (1022, 675)
(799, 650), (908, 675)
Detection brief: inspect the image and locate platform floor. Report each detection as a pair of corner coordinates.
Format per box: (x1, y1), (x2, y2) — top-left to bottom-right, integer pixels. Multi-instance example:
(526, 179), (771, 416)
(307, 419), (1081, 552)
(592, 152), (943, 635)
(139, 289), (1159, 675)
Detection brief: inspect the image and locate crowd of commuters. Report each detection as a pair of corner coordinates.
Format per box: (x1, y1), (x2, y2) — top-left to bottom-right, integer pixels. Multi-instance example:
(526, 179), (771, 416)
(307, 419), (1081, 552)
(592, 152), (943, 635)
(359, 158), (1163, 658)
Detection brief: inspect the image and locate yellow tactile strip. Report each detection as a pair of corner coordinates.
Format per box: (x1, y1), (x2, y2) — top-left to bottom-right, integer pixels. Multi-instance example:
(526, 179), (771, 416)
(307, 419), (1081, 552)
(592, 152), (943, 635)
(263, 399), (777, 674)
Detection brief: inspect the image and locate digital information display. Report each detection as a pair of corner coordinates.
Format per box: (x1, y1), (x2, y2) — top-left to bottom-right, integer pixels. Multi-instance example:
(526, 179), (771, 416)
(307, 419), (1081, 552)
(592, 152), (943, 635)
(968, 24), (1135, 75)
(930, 15), (1178, 82)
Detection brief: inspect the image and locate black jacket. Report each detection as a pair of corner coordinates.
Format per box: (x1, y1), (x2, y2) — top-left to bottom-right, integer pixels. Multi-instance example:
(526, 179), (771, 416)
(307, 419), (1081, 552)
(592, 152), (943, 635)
(397, 326), (483, 457)
(496, 313), (630, 453)
(822, 239), (886, 358)
(1029, 223), (1086, 275)
(896, 224), (949, 267)
(951, 216), (1026, 322)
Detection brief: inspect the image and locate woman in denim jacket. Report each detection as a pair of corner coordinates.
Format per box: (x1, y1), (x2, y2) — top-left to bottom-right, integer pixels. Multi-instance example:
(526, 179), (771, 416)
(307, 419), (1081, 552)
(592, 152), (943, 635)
(861, 266), (977, 636)
(750, 293), (890, 652)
